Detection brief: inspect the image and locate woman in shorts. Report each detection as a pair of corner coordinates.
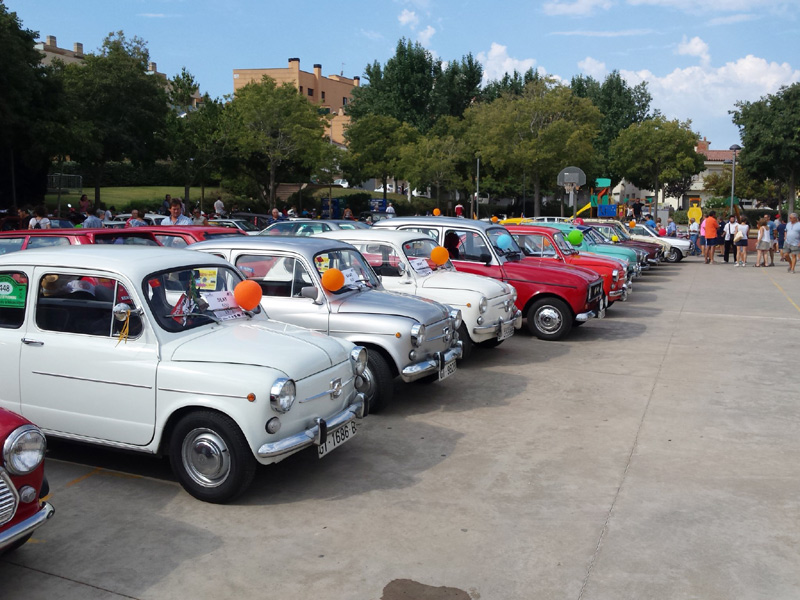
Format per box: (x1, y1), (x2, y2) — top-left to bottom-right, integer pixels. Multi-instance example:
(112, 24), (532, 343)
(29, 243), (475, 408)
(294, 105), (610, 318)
(734, 217), (750, 267)
(755, 217), (772, 267)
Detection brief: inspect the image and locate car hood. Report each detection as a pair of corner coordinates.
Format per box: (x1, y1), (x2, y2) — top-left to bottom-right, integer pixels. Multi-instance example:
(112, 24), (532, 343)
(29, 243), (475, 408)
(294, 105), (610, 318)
(169, 320), (348, 377)
(506, 258), (599, 285)
(418, 270), (509, 298)
(330, 288), (450, 323)
(573, 253), (626, 271)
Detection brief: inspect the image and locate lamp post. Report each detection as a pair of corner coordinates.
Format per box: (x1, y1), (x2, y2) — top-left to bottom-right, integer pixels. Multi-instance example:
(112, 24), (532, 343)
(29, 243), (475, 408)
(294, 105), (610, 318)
(730, 144), (741, 216)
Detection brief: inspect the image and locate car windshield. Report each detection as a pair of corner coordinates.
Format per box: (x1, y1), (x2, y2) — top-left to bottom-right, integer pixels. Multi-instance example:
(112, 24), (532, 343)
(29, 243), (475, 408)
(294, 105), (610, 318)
(553, 231), (577, 254)
(235, 220), (259, 232)
(641, 224), (658, 236)
(611, 225), (632, 241)
(487, 227), (522, 259)
(582, 228), (606, 244)
(144, 265), (258, 332)
(312, 248), (380, 292)
(402, 237), (454, 274)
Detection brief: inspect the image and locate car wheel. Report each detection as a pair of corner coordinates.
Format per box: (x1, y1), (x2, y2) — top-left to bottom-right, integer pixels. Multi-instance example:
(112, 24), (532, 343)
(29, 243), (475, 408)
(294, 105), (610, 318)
(360, 351), (393, 413)
(479, 338), (504, 348)
(457, 323), (473, 361)
(666, 247), (681, 262)
(169, 411), (257, 504)
(526, 297), (572, 341)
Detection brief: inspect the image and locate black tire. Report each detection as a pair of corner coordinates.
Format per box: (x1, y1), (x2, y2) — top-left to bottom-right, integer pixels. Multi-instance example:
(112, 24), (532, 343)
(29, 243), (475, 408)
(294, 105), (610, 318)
(457, 323), (473, 361)
(666, 247), (681, 262)
(169, 410), (257, 504)
(360, 350), (394, 413)
(479, 338), (504, 348)
(526, 297), (573, 341)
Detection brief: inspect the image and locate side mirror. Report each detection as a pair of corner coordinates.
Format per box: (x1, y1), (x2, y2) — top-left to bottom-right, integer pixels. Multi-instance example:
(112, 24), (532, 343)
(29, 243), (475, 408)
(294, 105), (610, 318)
(301, 286), (322, 304)
(480, 253), (492, 265)
(113, 303), (142, 321)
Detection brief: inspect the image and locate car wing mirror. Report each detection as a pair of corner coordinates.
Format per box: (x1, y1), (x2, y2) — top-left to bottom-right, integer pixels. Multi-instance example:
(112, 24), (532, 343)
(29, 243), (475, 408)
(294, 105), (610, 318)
(480, 253), (492, 265)
(301, 285), (323, 304)
(113, 303), (143, 321)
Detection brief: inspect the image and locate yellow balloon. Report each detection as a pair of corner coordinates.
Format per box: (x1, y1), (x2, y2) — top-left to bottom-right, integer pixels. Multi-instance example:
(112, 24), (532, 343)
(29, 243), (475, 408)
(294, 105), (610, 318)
(611, 235), (619, 243)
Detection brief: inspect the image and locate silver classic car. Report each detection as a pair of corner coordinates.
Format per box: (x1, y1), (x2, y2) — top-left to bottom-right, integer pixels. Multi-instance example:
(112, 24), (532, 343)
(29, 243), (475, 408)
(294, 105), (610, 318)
(189, 237), (463, 412)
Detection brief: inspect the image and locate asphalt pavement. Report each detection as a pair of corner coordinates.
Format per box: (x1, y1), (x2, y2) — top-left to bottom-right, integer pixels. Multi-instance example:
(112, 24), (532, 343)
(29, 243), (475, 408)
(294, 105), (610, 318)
(2, 254), (800, 600)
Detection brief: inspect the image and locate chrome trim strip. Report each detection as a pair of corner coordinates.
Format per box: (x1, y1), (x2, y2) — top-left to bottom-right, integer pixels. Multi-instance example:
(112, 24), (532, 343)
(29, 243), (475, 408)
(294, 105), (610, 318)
(157, 387), (243, 399)
(0, 502), (54, 551)
(32, 371), (152, 390)
(299, 376), (356, 403)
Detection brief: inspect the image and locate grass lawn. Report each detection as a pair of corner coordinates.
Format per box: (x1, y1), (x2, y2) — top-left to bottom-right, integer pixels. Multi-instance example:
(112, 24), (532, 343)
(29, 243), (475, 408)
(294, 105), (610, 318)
(45, 186), (226, 212)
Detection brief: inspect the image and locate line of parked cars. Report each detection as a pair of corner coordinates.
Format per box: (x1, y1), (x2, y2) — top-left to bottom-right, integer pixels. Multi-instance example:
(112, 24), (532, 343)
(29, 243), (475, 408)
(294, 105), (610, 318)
(0, 213), (677, 549)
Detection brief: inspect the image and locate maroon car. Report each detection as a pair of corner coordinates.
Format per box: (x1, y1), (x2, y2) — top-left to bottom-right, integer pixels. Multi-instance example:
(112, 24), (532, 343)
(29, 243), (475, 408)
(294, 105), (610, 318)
(582, 220), (663, 264)
(0, 408), (54, 553)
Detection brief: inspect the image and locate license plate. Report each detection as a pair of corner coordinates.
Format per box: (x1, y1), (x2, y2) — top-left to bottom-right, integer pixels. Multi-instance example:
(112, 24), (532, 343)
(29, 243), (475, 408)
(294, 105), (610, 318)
(498, 321), (515, 341)
(317, 421), (357, 458)
(439, 359), (457, 381)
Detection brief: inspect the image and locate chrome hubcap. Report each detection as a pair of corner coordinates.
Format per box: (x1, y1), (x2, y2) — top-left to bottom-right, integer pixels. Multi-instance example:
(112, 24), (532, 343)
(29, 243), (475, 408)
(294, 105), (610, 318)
(535, 307), (562, 334)
(358, 366), (377, 403)
(182, 428), (230, 488)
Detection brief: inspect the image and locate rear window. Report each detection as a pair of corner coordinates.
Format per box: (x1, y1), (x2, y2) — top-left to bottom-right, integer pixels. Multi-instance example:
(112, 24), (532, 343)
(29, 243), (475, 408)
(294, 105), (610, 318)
(0, 238), (25, 255)
(27, 236), (72, 249)
(204, 232), (243, 240)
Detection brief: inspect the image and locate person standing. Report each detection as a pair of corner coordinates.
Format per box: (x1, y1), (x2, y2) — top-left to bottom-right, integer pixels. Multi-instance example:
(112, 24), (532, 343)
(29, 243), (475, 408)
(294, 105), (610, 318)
(83, 209), (105, 229)
(754, 217), (772, 267)
(734, 217), (750, 267)
(667, 217), (677, 237)
(386, 202), (396, 218)
(125, 209), (147, 227)
(723, 215), (738, 263)
(775, 214), (786, 261)
(632, 199), (643, 221)
(699, 216), (708, 261)
(213, 196), (225, 217)
(704, 211), (719, 264)
(28, 206), (51, 229)
(160, 199), (193, 225)
(765, 213), (777, 266)
(455, 202), (464, 218)
(161, 194), (172, 216)
(79, 194), (91, 215)
(191, 208), (208, 226)
(267, 208), (284, 225)
(783, 213), (800, 273)
(645, 214), (656, 230)
(688, 218), (700, 255)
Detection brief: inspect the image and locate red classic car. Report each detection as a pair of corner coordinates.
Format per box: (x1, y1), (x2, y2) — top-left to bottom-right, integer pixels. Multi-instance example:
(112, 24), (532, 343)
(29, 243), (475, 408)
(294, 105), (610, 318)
(0, 226), (245, 255)
(373, 216), (605, 340)
(506, 225), (630, 305)
(0, 408), (54, 553)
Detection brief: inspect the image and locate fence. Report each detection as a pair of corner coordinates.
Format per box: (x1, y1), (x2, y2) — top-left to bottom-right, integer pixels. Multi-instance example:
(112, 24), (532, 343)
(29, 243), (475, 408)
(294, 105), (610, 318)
(47, 173), (83, 194)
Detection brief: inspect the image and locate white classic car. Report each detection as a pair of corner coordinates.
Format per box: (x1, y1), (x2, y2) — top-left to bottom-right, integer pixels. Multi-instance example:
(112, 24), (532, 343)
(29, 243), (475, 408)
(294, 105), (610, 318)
(317, 229), (522, 360)
(0, 246), (366, 503)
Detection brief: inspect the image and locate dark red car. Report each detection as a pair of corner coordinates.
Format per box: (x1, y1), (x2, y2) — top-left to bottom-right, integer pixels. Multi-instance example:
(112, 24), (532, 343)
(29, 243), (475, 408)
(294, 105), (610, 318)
(0, 408), (54, 553)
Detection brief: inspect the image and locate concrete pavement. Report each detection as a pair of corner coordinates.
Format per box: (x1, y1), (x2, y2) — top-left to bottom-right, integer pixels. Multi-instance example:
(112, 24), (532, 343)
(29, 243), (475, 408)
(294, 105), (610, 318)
(2, 255), (799, 600)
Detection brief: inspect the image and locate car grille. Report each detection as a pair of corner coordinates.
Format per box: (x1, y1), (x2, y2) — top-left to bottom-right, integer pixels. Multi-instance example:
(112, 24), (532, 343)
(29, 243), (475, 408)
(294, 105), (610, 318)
(0, 469), (19, 527)
(423, 317), (455, 350)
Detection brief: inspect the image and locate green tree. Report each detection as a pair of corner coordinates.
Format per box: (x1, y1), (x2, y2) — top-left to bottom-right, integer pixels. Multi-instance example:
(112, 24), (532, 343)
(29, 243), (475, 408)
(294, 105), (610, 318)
(397, 132), (466, 204)
(225, 76), (329, 208)
(61, 31), (169, 208)
(466, 78), (601, 217)
(609, 116), (705, 214)
(732, 83), (800, 214)
(480, 68), (541, 102)
(343, 114), (418, 201)
(347, 38), (482, 132)
(570, 71), (653, 184)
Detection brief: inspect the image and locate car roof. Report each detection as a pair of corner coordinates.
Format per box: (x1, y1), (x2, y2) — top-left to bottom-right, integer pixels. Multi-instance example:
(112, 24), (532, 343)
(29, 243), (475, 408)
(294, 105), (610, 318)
(190, 235), (356, 255)
(0, 245), (230, 276)
(373, 216), (498, 231)
(318, 229), (433, 245)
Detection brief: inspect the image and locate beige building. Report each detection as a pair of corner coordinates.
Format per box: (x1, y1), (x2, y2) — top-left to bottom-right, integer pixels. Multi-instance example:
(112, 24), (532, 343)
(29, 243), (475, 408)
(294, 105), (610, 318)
(34, 35), (85, 66)
(233, 58), (359, 145)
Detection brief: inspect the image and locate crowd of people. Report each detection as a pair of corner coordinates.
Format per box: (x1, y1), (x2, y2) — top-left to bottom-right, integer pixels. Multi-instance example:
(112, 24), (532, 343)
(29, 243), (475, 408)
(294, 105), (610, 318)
(686, 211), (800, 272)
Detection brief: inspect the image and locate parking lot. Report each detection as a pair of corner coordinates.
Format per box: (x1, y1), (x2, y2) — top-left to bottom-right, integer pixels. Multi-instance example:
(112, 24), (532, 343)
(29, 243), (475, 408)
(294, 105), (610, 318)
(3, 257), (800, 600)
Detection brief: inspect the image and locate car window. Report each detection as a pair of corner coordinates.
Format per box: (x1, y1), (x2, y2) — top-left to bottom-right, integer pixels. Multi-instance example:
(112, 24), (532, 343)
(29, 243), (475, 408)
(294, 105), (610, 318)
(235, 254), (313, 298)
(402, 237), (451, 273)
(0, 271), (28, 329)
(399, 226), (439, 240)
(27, 236), (72, 249)
(36, 274), (142, 338)
(296, 223), (330, 236)
(95, 235), (158, 246)
(516, 233), (557, 257)
(155, 234), (189, 248)
(352, 242), (404, 278)
(312, 249), (379, 292)
(0, 237), (26, 255)
(444, 229), (492, 262)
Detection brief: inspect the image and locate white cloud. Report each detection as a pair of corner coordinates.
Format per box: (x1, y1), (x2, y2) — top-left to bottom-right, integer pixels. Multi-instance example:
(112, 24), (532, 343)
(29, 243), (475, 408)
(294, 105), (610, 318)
(578, 56), (608, 79)
(620, 55), (800, 143)
(708, 13), (757, 25)
(477, 43), (538, 84)
(360, 29), (383, 41)
(543, 0), (614, 16)
(551, 28), (654, 37)
(676, 35), (710, 66)
(398, 9), (419, 28)
(417, 25), (436, 46)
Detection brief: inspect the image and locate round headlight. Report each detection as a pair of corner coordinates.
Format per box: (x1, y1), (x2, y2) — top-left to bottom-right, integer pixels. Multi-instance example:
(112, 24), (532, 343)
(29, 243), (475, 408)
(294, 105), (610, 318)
(270, 378), (296, 413)
(510, 287), (518, 302)
(478, 297), (488, 314)
(3, 425), (46, 476)
(449, 308), (462, 330)
(410, 323), (426, 347)
(350, 346), (367, 375)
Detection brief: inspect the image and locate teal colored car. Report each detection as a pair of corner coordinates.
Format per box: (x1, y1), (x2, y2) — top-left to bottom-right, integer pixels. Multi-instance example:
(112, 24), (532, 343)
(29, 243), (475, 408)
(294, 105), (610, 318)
(535, 222), (644, 277)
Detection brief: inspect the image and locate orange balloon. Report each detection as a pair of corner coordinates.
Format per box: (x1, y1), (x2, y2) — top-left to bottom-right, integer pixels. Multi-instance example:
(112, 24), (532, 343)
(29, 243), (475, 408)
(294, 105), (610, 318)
(491, 216), (498, 223)
(433, 208), (441, 216)
(321, 268), (345, 292)
(430, 246), (449, 266)
(234, 279), (262, 311)
(629, 220), (636, 228)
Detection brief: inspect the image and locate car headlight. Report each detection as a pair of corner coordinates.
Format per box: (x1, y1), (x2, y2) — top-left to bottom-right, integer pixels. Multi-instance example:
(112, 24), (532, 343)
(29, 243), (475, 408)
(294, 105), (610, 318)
(350, 346), (367, 375)
(478, 297), (488, 313)
(510, 287), (518, 302)
(3, 424), (46, 476)
(612, 269), (619, 282)
(410, 323), (426, 347)
(270, 378), (296, 413)
(449, 308), (462, 330)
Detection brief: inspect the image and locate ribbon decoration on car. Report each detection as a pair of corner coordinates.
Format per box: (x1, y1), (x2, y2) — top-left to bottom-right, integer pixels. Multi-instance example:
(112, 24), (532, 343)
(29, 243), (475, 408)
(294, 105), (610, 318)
(116, 309), (131, 346)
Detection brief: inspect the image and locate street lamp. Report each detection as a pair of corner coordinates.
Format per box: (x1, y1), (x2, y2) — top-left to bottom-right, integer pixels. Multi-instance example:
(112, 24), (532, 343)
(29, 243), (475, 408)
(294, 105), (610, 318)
(730, 144), (741, 216)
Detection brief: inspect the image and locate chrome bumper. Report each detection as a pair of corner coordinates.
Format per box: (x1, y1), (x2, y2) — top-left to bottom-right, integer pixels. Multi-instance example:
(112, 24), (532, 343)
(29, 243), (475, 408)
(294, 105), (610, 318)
(647, 258), (659, 265)
(400, 343), (462, 382)
(257, 394), (365, 460)
(609, 288), (625, 299)
(472, 309), (523, 334)
(575, 311), (596, 322)
(0, 502), (54, 551)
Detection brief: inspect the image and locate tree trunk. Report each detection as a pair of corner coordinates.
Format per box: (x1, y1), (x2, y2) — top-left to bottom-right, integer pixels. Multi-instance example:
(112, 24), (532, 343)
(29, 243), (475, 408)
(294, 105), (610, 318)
(533, 176), (541, 218)
(184, 183), (191, 207)
(789, 170), (796, 215)
(269, 164), (277, 210)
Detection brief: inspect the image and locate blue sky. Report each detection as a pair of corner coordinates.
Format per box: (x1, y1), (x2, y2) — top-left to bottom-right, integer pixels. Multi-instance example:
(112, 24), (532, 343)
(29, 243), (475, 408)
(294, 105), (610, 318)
(12, 0), (800, 150)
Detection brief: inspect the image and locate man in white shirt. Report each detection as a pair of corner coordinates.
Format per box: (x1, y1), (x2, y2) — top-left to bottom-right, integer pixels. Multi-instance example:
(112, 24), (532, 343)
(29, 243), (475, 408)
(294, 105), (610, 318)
(386, 202), (396, 218)
(688, 218), (700, 256)
(783, 213), (800, 273)
(213, 197), (225, 217)
(723, 215), (738, 263)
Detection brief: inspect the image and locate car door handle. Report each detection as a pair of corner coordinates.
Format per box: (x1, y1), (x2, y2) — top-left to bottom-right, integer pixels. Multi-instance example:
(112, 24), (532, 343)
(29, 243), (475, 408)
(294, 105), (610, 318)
(21, 338), (44, 346)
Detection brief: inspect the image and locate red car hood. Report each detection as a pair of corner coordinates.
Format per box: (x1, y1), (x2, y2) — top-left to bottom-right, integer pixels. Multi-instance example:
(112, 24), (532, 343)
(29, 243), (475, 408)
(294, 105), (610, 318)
(506, 258), (601, 285)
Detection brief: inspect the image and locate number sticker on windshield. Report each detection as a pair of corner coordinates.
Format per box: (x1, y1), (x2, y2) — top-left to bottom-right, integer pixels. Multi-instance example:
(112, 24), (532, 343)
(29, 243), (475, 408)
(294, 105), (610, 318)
(342, 267), (359, 285)
(410, 257), (432, 276)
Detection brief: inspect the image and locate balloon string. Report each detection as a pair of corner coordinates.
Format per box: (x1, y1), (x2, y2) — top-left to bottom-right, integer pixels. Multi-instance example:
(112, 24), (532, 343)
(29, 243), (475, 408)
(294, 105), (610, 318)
(116, 310), (130, 346)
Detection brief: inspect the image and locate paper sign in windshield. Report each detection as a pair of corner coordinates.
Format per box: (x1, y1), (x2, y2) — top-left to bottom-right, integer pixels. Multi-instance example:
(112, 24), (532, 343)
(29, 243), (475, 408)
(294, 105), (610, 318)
(0, 275), (26, 308)
(202, 291), (237, 310)
(410, 257), (432, 276)
(196, 269), (218, 290)
(342, 268), (359, 286)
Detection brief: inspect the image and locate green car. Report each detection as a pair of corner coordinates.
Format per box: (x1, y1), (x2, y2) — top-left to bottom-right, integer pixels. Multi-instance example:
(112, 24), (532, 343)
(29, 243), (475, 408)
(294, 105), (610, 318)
(535, 222), (644, 277)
